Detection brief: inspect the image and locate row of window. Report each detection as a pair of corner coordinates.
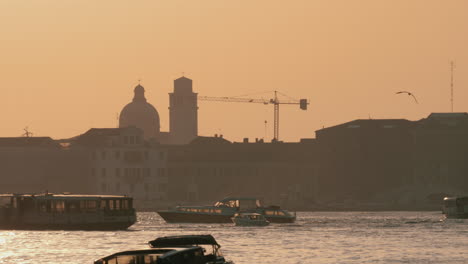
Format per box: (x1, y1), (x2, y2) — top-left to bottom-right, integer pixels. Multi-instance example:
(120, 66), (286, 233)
(37, 199), (132, 213)
(91, 150), (165, 161)
(177, 208), (222, 214)
(91, 168), (166, 177)
(100, 183), (167, 193)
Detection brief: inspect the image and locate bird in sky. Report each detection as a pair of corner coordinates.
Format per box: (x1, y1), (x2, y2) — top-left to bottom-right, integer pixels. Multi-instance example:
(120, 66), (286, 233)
(396, 91), (418, 104)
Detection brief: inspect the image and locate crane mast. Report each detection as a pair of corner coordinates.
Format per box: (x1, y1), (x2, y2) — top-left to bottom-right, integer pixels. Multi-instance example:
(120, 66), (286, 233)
(199, 91), (308, 141)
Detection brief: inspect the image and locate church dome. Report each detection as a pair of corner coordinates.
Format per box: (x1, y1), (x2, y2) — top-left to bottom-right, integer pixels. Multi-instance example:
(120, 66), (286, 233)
(119, 84), (160, 139)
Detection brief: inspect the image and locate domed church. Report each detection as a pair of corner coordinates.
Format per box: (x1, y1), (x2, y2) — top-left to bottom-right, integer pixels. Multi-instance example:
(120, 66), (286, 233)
(119, 84), (160, 140)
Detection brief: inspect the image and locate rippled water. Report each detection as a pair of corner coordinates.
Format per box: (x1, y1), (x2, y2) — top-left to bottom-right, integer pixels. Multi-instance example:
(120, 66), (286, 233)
(1, 211), (467, 264)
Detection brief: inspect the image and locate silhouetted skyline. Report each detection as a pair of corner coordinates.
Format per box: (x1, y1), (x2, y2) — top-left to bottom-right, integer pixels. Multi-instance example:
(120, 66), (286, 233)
(1, 1), (467, 141)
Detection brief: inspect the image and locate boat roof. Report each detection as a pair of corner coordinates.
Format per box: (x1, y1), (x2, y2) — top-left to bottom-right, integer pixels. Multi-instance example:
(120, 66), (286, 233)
(0, 193), (131, 200)
(148, 235), (220, 248)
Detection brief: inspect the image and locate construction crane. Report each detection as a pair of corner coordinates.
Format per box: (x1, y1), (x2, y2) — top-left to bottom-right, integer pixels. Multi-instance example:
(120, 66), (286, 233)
(199, 91), (308, 141)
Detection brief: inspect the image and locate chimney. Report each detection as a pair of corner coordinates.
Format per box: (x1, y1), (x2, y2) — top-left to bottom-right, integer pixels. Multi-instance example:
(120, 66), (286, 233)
(243, 138), (249, 143)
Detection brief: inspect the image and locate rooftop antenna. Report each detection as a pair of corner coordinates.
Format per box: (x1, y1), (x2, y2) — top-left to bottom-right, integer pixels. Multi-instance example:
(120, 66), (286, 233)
(450, 61), (455, 112)
(22, 127), (33, 137)
(116, 113), (119, 128)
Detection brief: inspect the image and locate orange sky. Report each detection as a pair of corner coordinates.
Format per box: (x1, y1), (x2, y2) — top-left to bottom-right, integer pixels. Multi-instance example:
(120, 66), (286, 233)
(1, 0), (467, 142)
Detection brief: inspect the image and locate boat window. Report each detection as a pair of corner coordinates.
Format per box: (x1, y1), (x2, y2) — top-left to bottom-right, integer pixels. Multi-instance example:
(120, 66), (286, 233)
(213, 209), (221, 214)
(0, 197), (11, 208)
(201, 209), (210, 213)
(277, 211), (285, 216)
(53, 200), (65, 213)
(122, 199), (129, 210)
(100, 200), (107, 209)
(265, 210), (275, 216)
(109, 200), (115, 210)
(239, 199), (257, 210)
(115, 200), (121, 210)
(67, 201), (81, 213)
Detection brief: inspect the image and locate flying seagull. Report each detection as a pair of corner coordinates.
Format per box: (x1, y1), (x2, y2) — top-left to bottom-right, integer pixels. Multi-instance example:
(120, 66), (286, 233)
(396, 91), (418, 104)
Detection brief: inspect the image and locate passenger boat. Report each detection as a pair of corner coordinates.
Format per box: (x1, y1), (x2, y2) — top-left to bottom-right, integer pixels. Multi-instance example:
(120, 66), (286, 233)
(231, 212), (270, 226)
(0, 193), (136, 230)
(443, 196), (468, 219)
(157, 197), (296, 223)
(94, 234), (233, 264)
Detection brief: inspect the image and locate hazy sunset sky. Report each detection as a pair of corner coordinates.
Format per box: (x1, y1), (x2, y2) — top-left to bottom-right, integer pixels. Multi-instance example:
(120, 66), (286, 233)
(1, 0), (467, 142)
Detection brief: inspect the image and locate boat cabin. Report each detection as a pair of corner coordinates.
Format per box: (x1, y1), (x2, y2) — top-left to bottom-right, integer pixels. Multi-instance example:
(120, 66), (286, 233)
(214, 197), (261, 210)
(0, 193), (136, 230)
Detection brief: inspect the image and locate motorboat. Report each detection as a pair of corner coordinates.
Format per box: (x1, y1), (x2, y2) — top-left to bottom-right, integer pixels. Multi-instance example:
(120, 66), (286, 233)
(94, 247), (206, 264)
(0, 193), (136, 230)
(94, 235), (234, 264)
(231, 212), (269, 226)
(157, 197), (295, 223)
(443, 196), (468, 219)
(148, 235), (233, 264)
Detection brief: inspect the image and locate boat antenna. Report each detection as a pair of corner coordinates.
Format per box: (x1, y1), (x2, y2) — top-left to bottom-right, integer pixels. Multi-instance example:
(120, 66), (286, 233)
(450, 61), (455, 112)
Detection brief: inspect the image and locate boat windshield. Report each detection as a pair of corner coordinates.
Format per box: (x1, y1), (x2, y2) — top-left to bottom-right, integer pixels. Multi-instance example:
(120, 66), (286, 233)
(214, 200), (238, 208)
(214, 198), (260, 209)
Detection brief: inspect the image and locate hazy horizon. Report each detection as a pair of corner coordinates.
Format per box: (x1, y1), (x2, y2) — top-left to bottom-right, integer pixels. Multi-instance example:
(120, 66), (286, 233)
(1, 0), (467, 142)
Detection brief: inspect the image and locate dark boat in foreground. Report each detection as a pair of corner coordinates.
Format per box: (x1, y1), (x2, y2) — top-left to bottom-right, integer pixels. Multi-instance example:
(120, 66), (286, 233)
(443, 196), (468, 219)
(0, 193), (136, 230)
(94, 235), (233, 264)
(157, 197), (296, 223)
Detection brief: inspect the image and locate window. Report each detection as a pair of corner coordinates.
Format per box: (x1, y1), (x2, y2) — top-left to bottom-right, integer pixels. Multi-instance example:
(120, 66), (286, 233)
(115, 168), (120, 177)
(91, 168), (96, 177)
(159, 152), (165, 160)
(101, 168), (106, 177)
(144, 151), (149, 160)
(130, 184), (135, 192)
(116, 183), (120, 192)
(136, 136), (141, 144)
(101, 151), (106, 160)
(129, 136), (135, 144)
(124, 136), (128, 144)
(115, 151), (120, 159)
(101, 183), (107, 192)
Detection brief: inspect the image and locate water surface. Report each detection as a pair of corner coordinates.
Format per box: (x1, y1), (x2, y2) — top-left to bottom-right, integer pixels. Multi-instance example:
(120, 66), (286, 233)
(1, 211), (467, 264)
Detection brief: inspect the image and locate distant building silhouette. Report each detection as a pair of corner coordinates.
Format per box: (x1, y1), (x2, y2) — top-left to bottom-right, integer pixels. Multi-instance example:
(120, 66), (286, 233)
(169, 77), (198, 144)
(119, 77), (198, 145)
(119, 84), (160, 140)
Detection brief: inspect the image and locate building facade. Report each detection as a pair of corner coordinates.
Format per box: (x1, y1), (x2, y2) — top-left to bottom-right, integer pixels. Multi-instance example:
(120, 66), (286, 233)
(71, 127), (169, 209)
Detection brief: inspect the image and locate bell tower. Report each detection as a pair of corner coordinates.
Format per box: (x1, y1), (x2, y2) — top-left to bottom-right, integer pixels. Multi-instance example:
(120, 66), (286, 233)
(169, 77), (198, 144)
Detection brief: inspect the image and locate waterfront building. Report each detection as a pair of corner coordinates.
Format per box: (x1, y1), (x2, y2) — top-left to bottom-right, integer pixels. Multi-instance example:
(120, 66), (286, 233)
(0, 137), (90, 194)
(163, 136), (318, 209)
(70, 127), (169, 209)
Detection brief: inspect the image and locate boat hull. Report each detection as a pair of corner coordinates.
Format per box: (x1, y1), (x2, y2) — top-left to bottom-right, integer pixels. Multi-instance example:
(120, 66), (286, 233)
(157, 211), (233, 223)
(0, 221), (135, 230)
(158, 211), (295, 223)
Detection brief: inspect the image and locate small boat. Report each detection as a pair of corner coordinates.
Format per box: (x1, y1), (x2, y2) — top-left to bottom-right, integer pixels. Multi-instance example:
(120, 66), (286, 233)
(157, 197), (296, 223)
(149, 235), (233, 264)
(94, 235), (234, 264)
(443, 196), (468, 219)
(232, 212), (270, 226)
(0, 193), (136, 230)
